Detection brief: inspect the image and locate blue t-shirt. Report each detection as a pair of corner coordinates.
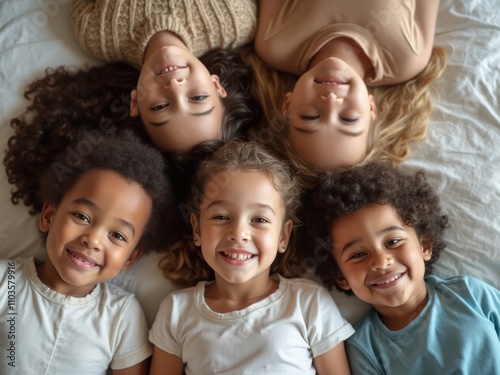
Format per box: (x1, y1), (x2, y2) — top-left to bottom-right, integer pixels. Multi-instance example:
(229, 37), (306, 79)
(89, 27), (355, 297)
(346, 275), (500, 374)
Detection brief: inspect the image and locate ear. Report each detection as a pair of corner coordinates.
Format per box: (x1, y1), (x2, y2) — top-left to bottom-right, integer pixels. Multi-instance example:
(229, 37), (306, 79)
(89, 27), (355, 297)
(39, 202), (56, 232)
(278, 219), (293, 253)
(282, 92), (292, 115)
(121, 248), (144, 271)
(130, 89), (139, 117)
(369, 94), (377, 121)
(211, 75), (227, 99)
(335, 273), (352, 292)
(421, 238), (433, 261)
(190, 213), (201, 246)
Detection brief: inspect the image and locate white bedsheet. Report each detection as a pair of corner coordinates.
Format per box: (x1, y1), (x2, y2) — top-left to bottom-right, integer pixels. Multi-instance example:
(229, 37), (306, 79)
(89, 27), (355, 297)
(1, 0), (499, 326)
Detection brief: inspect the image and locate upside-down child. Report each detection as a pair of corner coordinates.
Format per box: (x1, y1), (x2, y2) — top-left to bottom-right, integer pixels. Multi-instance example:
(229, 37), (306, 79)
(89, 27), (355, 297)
(0, 133), (172, 374)
(305, 162), (500, 374)
(149, 140), (354, 375)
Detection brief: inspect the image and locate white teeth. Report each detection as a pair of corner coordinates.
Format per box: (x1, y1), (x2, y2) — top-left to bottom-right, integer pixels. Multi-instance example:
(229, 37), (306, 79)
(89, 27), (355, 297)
(161, 66), (179, 74)
(374, 273), (402, 286)
(223, 252), (254, 261)
(69, 250), (97, 266)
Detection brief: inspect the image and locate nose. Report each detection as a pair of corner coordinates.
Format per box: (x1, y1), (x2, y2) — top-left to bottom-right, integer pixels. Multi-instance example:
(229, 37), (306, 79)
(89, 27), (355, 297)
(80, 229), (104, 251)
(227, 220), (250, 243)
(370, 250), (393, 271)
(163, 77), (185, 88)
(320, 92), (344, 104)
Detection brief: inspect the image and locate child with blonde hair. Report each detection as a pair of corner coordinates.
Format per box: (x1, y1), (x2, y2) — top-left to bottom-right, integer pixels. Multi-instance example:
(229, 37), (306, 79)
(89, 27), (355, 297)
(248, 0), (446, 186)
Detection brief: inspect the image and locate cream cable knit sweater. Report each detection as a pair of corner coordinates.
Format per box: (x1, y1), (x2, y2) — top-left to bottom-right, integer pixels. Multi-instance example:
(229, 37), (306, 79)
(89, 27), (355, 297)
(71, 0), (257, 69)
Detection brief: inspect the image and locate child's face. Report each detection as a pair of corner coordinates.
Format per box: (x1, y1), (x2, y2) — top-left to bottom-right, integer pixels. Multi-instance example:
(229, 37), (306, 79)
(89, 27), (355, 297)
(191, 170), (292, 286)
(39, 170), (152, 296)
(283, 57), (376, 170)
(331, 204), (432, 313)
(131, 45), (227, 154)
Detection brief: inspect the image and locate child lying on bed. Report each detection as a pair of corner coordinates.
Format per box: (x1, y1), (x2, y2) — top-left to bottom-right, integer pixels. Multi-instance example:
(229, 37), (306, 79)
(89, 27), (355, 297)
(71, 0), (259, 154)
(0, 132), (172, 374)
(247, 0), (446, 187)
(150, 140), (354, 374)
(303, 162), (500, 374)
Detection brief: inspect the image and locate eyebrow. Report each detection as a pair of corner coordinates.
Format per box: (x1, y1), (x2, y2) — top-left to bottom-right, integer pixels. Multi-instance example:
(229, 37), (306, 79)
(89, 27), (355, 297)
(206, 200), (276, 215)
(293, 126), (363, 137)
(149, 106), (216, 127)
(72, 198), (136, 236)
(339, 225), (405, 255)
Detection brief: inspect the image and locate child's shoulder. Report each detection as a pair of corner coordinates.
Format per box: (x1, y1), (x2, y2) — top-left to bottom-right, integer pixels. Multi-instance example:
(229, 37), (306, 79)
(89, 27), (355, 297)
(425, 274), (498, 293)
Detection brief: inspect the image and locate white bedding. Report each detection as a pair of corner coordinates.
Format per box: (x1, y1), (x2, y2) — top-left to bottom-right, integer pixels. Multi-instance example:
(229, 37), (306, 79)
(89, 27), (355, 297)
(1, 0), (499, 326)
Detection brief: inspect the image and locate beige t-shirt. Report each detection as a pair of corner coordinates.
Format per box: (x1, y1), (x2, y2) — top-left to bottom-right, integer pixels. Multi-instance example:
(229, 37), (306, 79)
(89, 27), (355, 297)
(255, 0), (438, 85)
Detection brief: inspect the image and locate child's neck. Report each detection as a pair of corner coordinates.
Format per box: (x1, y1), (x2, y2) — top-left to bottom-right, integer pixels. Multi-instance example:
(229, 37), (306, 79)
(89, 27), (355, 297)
(36, 261), (96, 298)
(309, 37), (374, 81)
(377, 282), (429, 331)
(204, 275), (279, 313)
(143, 31), (188, 65)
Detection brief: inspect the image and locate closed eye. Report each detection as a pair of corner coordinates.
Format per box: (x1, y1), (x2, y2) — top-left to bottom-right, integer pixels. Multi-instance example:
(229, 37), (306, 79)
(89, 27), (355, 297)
(211, 215), (229, 221)
(300, 115), (320, 121)
(339, 116), (359, 124)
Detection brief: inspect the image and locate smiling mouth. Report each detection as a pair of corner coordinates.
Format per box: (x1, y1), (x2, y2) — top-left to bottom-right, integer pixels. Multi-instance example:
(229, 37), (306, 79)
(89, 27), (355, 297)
(314, 79), (347, 85)
(158, 65), (185, 75)
(372, 272), (404, 286)
(67, 250), (100, 267)
(222, 251), (255, 261)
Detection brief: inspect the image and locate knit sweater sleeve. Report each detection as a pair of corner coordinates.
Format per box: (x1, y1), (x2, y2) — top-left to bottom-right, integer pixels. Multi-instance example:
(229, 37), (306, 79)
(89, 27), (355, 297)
(71, 0), (257, 69)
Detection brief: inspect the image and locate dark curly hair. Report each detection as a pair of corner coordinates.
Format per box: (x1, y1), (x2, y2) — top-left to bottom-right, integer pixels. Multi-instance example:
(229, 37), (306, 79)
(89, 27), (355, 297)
(36, 131), (173, 252)
(3, 62), (146, 213)
(4, 46), (260, 212)
(160, 140), (304, 287)
(200, 46), (262, 142)
(301, 162), (448, 294)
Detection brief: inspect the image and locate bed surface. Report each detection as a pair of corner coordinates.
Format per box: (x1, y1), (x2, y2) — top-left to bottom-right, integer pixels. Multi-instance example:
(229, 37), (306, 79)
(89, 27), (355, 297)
(1, 0), (499, 326)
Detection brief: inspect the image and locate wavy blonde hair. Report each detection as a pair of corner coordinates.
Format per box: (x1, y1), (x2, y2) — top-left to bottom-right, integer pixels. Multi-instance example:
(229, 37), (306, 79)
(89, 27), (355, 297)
(242, 46), (447, 189)
(159, 140), (304, 287)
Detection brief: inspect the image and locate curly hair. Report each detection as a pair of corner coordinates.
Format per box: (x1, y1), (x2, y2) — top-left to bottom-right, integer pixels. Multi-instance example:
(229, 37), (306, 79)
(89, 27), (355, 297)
(4, 47), (261, 211)
(3, 62), (146, 213)
(300, 162), (448, 294)
(201, 47), (263, 142)
(36, 131), (173, 252)
(160, 140), (304, 287)
(244, 47), (447, 189)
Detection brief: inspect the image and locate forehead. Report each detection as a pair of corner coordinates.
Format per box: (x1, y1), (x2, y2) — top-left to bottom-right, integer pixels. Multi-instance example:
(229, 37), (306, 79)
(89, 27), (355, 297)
(331, 204), (406, 236)
(201, 169), (283, 209)
(63, 169), (152, 224)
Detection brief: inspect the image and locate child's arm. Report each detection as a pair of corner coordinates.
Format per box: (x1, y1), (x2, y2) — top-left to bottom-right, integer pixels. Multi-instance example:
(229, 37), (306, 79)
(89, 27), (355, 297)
(149, 345), (184, 375)
(112, 359), (149, 375)
(313, 341), (351, 375)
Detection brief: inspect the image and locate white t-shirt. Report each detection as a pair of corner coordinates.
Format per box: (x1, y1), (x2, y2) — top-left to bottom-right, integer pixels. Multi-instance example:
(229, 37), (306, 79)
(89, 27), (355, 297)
(150, 274), (354, 375)
(0, 257), (152, 374)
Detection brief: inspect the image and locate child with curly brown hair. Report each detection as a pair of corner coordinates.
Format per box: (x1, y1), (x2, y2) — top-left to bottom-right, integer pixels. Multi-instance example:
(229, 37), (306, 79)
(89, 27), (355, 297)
(303, 162), (500, 374)
(150, 140), (354, 375)
(70, 0), (259, 154)
(0, 132), (173, 374)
